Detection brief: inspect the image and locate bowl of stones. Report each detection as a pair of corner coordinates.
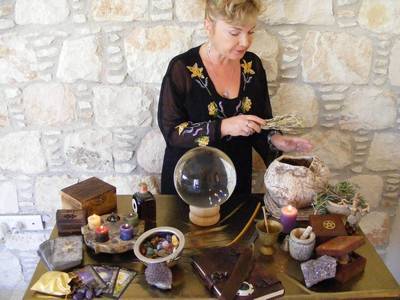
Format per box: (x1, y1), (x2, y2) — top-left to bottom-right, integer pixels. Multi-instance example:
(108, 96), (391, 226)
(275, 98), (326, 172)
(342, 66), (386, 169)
(133, 226), (185, 267)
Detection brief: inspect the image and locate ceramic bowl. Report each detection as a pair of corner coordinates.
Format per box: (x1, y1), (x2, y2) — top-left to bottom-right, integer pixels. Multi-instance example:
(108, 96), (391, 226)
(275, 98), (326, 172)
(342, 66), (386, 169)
(133, 226), (185, 267)
(326, 200), (351, 216)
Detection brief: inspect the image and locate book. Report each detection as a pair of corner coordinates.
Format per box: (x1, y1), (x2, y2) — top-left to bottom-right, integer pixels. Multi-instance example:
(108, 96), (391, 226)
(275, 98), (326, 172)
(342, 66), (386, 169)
(191, 247), (284, 300)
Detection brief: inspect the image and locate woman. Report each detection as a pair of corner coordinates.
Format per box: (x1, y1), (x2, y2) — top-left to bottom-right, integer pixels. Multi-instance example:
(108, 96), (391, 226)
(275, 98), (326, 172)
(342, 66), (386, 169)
(158, 0), (312, 194)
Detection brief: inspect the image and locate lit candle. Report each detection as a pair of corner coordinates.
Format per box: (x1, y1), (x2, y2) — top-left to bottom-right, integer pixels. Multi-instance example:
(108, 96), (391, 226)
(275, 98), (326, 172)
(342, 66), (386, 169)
(95, 225), (109, 243)
(88, 214), (101, 230)
(119, 223), (134, 241)
(280, 205), (298, 234)
(125, 212), (139, 227)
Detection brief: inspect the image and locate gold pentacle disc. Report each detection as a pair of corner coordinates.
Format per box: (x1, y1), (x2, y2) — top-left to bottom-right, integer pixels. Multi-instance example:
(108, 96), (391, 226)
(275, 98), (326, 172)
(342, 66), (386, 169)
(323, 220), (336, 230)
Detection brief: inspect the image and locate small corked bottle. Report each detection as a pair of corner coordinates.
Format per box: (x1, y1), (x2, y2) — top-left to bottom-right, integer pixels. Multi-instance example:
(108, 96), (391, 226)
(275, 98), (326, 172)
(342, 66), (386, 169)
(132, 182), (156, 231)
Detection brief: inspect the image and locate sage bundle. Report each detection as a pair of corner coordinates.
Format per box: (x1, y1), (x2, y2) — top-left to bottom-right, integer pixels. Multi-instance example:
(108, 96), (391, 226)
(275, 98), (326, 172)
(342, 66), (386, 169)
(262, 114), (304, 133)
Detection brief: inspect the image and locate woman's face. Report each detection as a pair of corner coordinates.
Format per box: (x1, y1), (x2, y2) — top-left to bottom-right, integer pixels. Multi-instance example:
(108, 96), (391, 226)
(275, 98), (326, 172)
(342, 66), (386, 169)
(206, 18), (256, 61)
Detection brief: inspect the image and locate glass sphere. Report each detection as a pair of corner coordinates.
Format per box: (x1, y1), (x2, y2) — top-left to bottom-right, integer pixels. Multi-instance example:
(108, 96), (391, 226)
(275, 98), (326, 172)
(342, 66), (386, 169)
(174, 146), (237, 208)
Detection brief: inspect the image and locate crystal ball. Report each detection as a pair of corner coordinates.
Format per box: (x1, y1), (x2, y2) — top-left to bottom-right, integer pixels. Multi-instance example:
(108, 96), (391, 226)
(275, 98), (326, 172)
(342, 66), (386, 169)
(174, 146), (237, 208)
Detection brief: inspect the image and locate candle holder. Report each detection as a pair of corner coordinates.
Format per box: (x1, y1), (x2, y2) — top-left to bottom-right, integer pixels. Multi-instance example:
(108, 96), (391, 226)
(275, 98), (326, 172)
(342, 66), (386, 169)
(120, 224), (134, 241)
(95, 225), (109, 243)
(280, 205), (298, 234)
(125, 212), (139, 227)
(81, 213), (145, 254)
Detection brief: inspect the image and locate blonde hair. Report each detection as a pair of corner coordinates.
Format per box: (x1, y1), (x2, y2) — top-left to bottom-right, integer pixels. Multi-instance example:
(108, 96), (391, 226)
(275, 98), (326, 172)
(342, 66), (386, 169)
(205, 0), (262, 25)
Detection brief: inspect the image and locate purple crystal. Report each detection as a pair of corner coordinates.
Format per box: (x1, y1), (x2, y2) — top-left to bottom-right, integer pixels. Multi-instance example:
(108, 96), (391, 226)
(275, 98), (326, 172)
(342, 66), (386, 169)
(301, 255), (337, 287)
(145, 262), (173, 290)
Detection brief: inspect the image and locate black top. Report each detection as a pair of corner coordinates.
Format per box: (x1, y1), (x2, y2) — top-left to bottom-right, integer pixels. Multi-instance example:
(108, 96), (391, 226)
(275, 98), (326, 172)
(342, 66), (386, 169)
(158, 45), (279, 195)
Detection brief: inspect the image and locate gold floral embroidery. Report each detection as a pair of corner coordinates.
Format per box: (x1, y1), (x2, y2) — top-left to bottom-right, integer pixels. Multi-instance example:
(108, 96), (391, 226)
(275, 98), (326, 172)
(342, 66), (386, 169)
(208, 101), (218, 117)
(175, 122), (189, 135)
(241, 60), (255, 75)
(187, 62), (211, 95)
(241, 97), (252, 112)
(196, 136), (209, 147)
(186, 63), (204, 79)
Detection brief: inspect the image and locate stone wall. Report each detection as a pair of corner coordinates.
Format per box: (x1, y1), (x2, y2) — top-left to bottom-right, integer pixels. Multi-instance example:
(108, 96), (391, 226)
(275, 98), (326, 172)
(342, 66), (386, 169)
(0, 0), (399, 297)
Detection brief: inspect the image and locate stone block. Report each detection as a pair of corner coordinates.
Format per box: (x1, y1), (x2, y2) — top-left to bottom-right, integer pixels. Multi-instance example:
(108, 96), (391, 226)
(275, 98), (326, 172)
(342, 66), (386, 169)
(125, 26), (192, 83)
(260, 0), (334, 25)
(0, 131), (46, 174)
(366, 133), (400, 171)
(0, 250), (23, 288)
(339, 88), (396, 131)
(15, 0), (69, 25)
(91, 0), (147, 21)
(35, 175), (77, 213)
(271, 83), (319, 127)
(92, 86), (152, 128)
(23, 83), (76, 126)
(301, 31), (372, 84)
(389, 39), (400, 86)
(64, 129), (113, 171)
(57, 36), (102, 83)
(137, 129), (165, 174)
(0, 181), (18, 214)
(358, 0), (400, 34)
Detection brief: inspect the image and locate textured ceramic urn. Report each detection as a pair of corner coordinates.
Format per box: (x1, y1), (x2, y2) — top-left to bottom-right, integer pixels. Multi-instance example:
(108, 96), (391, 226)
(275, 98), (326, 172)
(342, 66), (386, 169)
(264, 155), (330, 208)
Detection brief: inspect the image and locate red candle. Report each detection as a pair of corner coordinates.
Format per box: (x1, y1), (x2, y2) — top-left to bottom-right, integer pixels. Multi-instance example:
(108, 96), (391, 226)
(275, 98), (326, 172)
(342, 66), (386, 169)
(95, 225), (109, 243)
(280, 205), (298, 234)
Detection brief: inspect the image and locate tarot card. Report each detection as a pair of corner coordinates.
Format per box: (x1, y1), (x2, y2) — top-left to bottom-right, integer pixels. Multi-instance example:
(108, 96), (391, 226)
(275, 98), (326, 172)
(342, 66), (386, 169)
(72, 265), (107, 290)
(112, 268), (136, 299)
(92, 265), (119, 296)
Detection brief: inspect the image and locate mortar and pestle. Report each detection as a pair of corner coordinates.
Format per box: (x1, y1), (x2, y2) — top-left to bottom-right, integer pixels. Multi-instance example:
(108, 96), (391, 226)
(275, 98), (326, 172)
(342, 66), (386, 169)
(255, 207), (283, 255)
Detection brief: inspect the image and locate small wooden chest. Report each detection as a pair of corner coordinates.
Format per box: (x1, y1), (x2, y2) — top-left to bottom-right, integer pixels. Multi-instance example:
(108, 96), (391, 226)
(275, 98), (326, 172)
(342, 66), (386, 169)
(56, 209), (87, 236)
(309, 214), (347, 243)
(61, 177), (117, 216)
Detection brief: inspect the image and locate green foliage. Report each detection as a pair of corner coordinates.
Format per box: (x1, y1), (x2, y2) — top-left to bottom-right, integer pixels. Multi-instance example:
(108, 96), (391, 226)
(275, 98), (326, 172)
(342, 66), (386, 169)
(312, 181), (368, 215)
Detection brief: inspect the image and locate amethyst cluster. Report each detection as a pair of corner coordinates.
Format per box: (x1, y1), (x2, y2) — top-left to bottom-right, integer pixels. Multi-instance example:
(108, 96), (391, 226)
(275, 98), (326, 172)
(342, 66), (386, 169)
(300, 255), (337, 287)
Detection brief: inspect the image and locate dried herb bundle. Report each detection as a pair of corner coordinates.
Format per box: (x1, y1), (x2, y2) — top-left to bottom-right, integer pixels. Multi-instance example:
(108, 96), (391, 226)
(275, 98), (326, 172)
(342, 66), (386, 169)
(262, 114), (304, 133)
(312, 181), (368, 215)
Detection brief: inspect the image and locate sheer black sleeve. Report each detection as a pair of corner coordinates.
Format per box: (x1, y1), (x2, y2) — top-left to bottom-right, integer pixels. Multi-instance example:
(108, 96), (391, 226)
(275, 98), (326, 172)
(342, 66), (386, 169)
(250, 57), (282, 165)
(158, 58), (222, 148)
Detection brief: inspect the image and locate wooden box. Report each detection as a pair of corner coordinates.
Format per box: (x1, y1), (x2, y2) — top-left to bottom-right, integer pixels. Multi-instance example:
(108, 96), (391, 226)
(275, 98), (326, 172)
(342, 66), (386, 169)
(309, 214), (347, 243)
(56, 209), (87, 236)
(336, 252), (366, 283)
(61, 177), (117, 216)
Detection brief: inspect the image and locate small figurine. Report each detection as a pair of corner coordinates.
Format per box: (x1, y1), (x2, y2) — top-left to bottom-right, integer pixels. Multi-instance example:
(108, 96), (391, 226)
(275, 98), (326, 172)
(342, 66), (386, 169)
(132, 182), (156, 230)
(346, 193), (369, 234)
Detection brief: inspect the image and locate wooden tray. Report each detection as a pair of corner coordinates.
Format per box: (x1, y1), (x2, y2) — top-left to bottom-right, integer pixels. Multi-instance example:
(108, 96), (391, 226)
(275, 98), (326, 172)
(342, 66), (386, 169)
(264, 191), (317, 221)
(81, 214), (144, 254)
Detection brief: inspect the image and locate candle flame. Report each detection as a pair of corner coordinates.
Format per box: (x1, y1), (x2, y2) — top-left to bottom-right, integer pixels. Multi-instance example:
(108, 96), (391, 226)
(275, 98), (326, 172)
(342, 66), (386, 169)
(288, 205), (293, 211)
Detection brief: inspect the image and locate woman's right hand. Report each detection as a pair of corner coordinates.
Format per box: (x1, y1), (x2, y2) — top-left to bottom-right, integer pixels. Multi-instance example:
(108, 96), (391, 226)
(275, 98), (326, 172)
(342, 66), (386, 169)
(221, 115), (265, 137)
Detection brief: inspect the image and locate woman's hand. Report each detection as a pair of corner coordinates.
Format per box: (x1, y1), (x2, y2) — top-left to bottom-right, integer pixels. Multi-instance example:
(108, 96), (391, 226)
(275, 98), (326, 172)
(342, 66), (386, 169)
(271, 134), (313, 153)
(221, 115), (265, 137)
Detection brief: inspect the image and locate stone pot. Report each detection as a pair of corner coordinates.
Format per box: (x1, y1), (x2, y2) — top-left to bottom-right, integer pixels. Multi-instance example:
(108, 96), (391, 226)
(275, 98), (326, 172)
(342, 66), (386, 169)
(289, 227), (316, 261)
(264, 155), (330, 208)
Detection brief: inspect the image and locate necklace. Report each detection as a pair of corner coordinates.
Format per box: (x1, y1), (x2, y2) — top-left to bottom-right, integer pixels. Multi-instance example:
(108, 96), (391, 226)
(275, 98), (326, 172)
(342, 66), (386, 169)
(206, 43), (238, 99)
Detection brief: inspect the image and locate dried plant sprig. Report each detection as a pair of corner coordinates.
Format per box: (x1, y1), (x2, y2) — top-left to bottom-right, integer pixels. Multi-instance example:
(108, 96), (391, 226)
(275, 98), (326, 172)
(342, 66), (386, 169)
(262, 114), (304, 133)
(312, 181), (368, 215)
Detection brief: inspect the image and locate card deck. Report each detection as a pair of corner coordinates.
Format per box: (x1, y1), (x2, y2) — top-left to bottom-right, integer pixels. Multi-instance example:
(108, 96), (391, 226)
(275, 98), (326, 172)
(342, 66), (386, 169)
(92, 265), (119, 296)
(112, 268), (136, 299)
(72, 265), (107, 290)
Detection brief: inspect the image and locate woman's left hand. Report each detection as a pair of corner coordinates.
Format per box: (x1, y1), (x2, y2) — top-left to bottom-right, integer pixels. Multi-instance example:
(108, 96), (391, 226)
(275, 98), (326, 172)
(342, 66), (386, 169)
(271, 134), (313, 153)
